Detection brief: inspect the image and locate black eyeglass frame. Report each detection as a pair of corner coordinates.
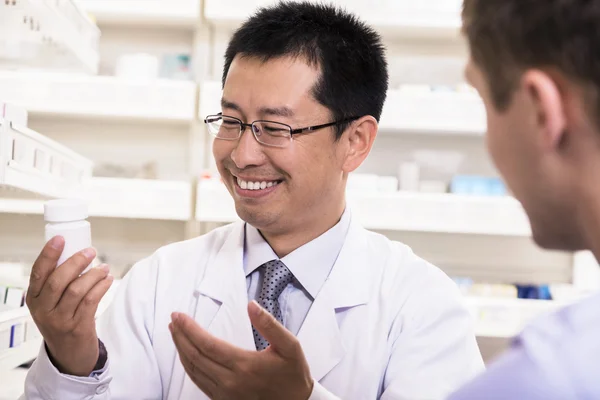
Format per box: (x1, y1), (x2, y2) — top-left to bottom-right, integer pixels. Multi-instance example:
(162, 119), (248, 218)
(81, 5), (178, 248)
(204, 113), (360, 141)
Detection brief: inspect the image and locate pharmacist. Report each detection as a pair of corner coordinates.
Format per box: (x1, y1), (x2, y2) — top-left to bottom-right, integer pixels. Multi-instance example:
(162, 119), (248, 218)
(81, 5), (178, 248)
(23, 3), (483, 400)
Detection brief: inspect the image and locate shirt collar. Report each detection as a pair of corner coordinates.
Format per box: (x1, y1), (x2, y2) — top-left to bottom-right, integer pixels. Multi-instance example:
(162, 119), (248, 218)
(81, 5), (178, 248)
(243, 208), (352, 298)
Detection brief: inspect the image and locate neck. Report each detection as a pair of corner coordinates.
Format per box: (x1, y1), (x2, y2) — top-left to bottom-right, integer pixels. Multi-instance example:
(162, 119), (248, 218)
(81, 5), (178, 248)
(578, 187), (600, 261)
(260, 200), (346, 258)
(572, 133), (600, 260)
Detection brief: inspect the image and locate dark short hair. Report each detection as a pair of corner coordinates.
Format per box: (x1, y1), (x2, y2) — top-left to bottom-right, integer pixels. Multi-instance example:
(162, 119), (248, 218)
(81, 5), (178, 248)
(222, 1), (389, 138)
(462, 0), (600, 122)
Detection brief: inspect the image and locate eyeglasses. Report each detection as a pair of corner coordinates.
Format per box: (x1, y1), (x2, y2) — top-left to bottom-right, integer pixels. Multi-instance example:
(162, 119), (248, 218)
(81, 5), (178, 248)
(204, 114), (360, 148)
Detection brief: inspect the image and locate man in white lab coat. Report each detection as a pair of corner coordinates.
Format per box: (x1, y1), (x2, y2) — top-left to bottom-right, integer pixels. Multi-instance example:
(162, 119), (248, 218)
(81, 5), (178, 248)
(22, 2), (483, 399)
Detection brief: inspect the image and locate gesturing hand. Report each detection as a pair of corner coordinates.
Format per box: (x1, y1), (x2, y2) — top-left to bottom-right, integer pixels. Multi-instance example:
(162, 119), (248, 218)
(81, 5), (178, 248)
(169, 301), (314, 400)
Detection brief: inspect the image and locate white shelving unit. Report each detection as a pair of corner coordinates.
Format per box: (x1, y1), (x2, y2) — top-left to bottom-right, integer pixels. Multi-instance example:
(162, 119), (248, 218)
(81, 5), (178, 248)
(0, 337), (42, 373)
(466, 296), (570, 339)
(0, 279), (121, 373)
(196, 180), (531, 236)
(0, 116), (93, 198)
(0, 307), (41, 372)
(86, 178), (193, 221)
(380, 89), (485, 135)
(81, 0), (201, 28)
(0, 71), (197, 123)
(0, 178), (192, 221)
(0, 0), (100, 73)
(204, 0), (462, 40)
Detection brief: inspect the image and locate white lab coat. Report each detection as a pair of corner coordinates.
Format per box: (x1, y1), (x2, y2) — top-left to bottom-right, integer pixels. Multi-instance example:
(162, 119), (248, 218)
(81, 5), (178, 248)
(24, 218), (484, 400)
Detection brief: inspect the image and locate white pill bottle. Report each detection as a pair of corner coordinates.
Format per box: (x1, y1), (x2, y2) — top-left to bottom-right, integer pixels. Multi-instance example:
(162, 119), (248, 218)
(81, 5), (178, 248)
(44, 199), (92, 269)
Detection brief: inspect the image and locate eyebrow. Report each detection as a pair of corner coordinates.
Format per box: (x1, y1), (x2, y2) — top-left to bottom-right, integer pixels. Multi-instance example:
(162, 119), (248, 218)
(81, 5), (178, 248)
(221, 98), (241, 112)
(220, 98), (294, 118)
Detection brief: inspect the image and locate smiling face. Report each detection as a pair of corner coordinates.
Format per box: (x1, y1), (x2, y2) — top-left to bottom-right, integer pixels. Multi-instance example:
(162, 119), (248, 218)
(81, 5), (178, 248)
(213, 55), (353, 236)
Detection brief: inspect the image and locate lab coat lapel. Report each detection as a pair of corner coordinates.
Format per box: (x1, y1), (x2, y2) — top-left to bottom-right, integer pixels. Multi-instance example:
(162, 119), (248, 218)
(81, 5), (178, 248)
(178, 222), (255, 399)
(297, 218), (371, 383)
(194, 222), (255, 349)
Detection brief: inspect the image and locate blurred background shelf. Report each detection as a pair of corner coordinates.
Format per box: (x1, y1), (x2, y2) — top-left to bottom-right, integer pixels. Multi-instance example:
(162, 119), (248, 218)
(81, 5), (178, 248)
(0, 307), (40, 373)
(466, 296), (569, 339)
(81, 0), (201, 28)
(0, 338), (41, 373)
(0, 178), (192, 221)
(0, 115), (93, 199)
(86, 178), (193, 221)
(379, 89), (485, 136)
(0, 72), (197, 123)
(0, 278), (121, 374)
(0, 0), (100, 73)
(204, 0), (462, 40)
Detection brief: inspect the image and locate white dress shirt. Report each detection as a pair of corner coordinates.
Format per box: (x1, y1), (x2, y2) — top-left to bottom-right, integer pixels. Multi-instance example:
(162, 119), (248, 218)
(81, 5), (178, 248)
(244, 209), (351, 335)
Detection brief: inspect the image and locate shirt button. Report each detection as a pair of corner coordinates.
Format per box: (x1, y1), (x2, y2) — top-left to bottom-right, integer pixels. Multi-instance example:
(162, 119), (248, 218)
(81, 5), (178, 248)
(96, 385), (108, 394)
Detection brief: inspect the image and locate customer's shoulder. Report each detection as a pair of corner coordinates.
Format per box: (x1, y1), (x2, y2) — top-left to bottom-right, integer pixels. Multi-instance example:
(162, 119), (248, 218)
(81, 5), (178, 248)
(515, 293), (600, 396)
(521, 292), (600, 345)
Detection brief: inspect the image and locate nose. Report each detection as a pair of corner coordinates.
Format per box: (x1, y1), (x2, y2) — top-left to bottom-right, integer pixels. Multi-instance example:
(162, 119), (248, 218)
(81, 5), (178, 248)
(230, 125), (266, 169)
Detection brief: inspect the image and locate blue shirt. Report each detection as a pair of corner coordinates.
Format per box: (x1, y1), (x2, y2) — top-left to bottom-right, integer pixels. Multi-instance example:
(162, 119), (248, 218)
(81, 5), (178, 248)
(244, 209), (351, 335)
(449, 292), (600, 399)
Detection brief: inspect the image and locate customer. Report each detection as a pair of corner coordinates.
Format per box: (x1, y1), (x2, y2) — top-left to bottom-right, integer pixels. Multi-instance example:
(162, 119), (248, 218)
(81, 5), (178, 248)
(450, 0), (600, 398)
(22, 2), (483, 400)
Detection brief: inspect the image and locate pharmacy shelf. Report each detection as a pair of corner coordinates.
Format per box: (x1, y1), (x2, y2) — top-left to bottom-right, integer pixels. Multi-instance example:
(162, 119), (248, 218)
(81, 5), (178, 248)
(0, 281), (121, 373)
(81, 0), (201, 28)
(0, 72), (197, 123)
(198, 82), (485, 136)
(0, 307), (40, 372)
(467, 296), (568, 339)
(196, 181), (532, 236)
(0, 178), (193, 221)
(85, 178), (193, 221)
(204, 0), (462, 40)
(379, 89), (485, 136)
(0, 338), (41, 372)
(0, 116), (93, 199)
(0, 0), (99, 73)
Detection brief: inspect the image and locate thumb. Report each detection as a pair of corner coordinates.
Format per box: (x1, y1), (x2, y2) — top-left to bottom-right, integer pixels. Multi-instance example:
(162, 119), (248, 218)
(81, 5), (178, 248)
(248, 301), (299, 357)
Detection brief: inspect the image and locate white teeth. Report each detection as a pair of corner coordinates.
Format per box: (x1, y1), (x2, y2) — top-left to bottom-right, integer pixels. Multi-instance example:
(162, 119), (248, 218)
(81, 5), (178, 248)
(236, 178), (280, 191)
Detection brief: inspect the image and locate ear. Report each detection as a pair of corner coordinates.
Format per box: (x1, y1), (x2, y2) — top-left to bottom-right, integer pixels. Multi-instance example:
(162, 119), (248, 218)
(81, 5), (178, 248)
(521, 70), (567, 150)
(341, 116), (378, 173)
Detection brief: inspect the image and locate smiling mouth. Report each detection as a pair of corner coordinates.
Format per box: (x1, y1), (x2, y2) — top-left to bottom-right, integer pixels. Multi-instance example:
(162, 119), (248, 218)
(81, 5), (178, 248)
(235, 177), (283, 191)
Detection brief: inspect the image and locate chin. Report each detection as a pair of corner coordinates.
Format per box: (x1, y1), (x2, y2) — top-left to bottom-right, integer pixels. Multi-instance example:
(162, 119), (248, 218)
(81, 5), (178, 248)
(530, 223), (584, 252)
(234, 204), (278, 230)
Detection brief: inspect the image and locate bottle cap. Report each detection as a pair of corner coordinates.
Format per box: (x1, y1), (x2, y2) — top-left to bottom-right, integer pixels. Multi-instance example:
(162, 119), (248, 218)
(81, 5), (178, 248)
(44, 199), (89, 223)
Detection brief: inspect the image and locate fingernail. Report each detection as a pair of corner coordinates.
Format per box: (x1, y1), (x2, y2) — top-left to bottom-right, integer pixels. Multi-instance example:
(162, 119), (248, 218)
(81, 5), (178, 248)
(49, 236), (64, 250)
(82, 248), (96, 260)
(97, 264), (110, 273)
(249, 300), (263, 317)
(106, 274), (114, 282)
